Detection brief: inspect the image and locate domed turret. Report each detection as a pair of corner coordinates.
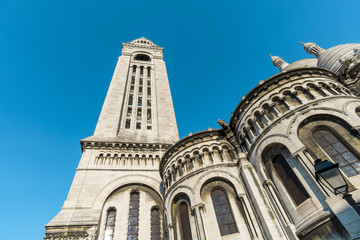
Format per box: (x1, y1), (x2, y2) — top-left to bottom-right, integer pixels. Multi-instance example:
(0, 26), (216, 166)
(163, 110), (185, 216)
(301, 42), (326, 57)
(270, 55), (289, 72)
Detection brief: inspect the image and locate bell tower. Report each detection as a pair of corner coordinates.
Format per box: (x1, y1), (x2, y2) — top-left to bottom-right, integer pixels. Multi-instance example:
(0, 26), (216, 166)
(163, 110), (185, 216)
(45, 37), (179, 240)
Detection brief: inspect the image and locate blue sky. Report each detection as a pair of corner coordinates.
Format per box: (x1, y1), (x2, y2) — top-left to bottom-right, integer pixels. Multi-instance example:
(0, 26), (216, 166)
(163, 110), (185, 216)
(1, 0), (359, 239)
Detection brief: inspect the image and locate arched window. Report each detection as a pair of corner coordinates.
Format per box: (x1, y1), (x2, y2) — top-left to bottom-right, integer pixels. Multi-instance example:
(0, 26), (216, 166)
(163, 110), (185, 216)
(313, 129), (360, 177)
(272, 155), (310, 206)
(150, 207), (161, 240)
(135, 54), (150, 61)
(179, 202), (192, 240)
(211, 189), (237, 236)
(128, 191), (140, 240)
(104, 208), (116, 240)
(356, 107), (360, 118)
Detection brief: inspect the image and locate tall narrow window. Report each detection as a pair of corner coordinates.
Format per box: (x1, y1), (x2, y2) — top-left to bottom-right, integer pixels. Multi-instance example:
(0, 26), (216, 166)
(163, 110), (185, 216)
(137, 108), (142, 120)
(104, 208), (116, 240)
(132, 66), (137, 73)
(127, 107), (132, 117)
(139, 78), (143, 86)
(125, 119), (131, 129)
(138, 97), (142, 106)
(313, 129), (360, 177)
(150, 207), (161, 240)
(179, 202), (192, 240)
(131, 76), (135, 84)
(273, 155), (310, 205)
(129, 95), (133, 105)
(147, 67), (151, 78)
(140, 67), (144, 76)
(147, 109), (151, 121)
(147, 87), (151, 96)
(128, 191), (140, 240)
(211, 189), (237, 236)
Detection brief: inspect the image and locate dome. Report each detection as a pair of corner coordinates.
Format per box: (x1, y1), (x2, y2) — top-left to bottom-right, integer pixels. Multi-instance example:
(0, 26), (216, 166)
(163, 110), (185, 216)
(302, 43), (360, 75)
(317, 44), (360, 75)
(284, 58), (318, 71)
(129, 37), (157, 46)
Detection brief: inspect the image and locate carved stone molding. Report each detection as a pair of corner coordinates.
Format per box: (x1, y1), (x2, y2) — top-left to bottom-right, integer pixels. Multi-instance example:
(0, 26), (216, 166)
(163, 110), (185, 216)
(81, 140), (171, 152)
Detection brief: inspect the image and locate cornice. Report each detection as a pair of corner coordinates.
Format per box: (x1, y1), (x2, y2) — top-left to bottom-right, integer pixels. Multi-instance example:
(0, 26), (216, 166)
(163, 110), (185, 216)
(159, 129), (225, 176)
(229, 67), (337, 129)
(122, 42), (164, 52)
(80, 140), (171, 152)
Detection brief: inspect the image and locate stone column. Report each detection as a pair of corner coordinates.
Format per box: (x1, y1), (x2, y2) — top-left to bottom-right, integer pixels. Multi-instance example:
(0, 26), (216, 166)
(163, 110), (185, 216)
(237, 194), (261, 240)
(191, 203), (206, 240)
(239, 156), (288, 240)
(260, 110), (271, 125)
(262, 180), (298, 240)
(166, 223), (175, 240)
(202, 151), (213, 165)
(326, 194), (360, 239)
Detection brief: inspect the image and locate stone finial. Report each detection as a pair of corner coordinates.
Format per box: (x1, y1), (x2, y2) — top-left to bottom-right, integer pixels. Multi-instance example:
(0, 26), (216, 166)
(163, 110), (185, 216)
(270, 55), (289, 72)
(217, 119), (228, 129)
(301, 42), (325, 57)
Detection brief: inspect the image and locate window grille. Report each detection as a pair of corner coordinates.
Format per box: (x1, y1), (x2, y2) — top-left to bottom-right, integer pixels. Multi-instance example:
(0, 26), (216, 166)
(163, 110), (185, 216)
(127, 192), (140, 240)
(211, 189), (237, 236)
(150, 207), (161, 240)
(313, 129), (360, 177)
(104, 208), (116, 240)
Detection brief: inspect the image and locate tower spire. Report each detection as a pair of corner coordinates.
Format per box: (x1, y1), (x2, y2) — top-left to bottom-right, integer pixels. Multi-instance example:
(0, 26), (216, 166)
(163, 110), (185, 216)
(270, 55), (289, 72)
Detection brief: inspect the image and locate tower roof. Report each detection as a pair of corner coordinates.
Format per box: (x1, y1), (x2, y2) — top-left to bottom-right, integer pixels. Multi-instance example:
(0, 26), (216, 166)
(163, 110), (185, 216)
(129, 37), (158, 46)
(122, 37), (163, 51)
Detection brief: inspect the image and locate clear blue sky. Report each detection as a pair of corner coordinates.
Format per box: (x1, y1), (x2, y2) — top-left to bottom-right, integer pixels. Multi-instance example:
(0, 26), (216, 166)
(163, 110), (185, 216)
(1, 0), (359, 239)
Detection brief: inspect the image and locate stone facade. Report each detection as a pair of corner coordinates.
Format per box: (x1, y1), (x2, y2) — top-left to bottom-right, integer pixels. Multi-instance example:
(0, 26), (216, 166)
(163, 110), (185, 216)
(45, 39), (360, 240)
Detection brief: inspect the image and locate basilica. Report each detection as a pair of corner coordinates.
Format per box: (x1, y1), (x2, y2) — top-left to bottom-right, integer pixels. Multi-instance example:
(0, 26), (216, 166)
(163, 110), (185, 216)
(45, 38), (360, 240)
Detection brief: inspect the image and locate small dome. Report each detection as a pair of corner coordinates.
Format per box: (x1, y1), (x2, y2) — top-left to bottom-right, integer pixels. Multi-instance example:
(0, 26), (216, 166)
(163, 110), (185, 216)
(270, 55), (289, 72)
(317, 44), (360, 75)
(130, 37), (156, 46)
(284, 58), (318, 71)
(301, 42), (325, 57)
